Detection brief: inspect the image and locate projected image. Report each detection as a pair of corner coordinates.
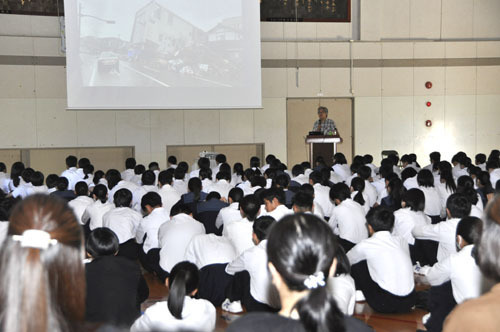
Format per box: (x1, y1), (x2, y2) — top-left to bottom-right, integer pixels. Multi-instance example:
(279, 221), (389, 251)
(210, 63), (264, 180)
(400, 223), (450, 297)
(78, 0), (243, 88)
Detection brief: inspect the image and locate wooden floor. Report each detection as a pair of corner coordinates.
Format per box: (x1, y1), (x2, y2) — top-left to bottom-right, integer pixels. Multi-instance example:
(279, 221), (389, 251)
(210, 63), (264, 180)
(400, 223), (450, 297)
(143, 272), (428, 331)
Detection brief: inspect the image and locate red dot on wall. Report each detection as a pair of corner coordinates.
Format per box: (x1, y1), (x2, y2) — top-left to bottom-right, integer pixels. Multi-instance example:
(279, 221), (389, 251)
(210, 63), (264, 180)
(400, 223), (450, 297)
(425, 120), (432, 127)
(426, 101), (432, 107)
(425, 81), (433, 89)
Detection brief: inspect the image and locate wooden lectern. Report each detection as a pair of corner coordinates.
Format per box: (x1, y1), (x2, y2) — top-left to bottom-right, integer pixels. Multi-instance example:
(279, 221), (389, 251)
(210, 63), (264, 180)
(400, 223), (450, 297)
(305, 135), (342, 166)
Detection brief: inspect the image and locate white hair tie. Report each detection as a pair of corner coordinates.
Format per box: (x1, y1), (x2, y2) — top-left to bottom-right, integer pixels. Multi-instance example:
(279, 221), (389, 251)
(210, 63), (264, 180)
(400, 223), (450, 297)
(12, 230), (58, 250)
(304, 271), (326, 289)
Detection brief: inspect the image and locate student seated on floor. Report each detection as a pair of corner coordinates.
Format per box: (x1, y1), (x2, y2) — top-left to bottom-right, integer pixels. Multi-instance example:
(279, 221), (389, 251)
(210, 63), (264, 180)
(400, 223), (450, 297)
(328, 182), (368, 252)
(327, 245), (356, 316)
(131, 261), (216, 332)
(261, 188), (293, 221)
(227, 213), (373, 332)
(102, 188), (142, 260)
(85, 228), (149, 327)
(347, 206), (416, 313)
(416, 216), (483, 332)
(224, 216), (280, 313)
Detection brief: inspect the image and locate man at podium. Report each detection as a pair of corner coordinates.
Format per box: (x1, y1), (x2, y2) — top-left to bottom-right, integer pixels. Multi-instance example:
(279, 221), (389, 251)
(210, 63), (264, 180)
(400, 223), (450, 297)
(312, 106), (337, 135)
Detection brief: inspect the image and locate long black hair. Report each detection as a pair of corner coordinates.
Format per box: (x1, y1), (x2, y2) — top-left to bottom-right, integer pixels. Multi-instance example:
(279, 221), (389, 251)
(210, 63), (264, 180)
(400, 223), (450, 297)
(350, 177), (365, 206)
(267, 213), (345, 332)
(167, 261), (200, 320)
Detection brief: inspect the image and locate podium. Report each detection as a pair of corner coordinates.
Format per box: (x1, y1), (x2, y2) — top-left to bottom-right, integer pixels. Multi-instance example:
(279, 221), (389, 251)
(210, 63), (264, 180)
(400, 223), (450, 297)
(305, 135), (341, 166)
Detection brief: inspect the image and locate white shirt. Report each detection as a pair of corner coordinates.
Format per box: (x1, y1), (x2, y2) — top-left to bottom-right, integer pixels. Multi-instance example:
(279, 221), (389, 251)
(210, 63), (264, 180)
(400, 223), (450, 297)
(329, 171), (344, 184)
(130, 297), (216, 332)
(393, 208), (431, 245)
(82, 200), (115, 230)
(351, 191), (370, 215)
(329, 199), (368, 244)
(332, 164), (351, 181)
(61, 167), (83, 191)
(172, 179), (188, 196)
(158, 213), (205, 273)
(328, 274), (356, 316)
(215, 202), (241, 229)
(132, 184), (158, 212)
(363, 180), (377, 207)
(231, 174), (242, 186)
(208, 179), (233, 199)
(68, 195), (94, 225)
(0, 222), (9, 245)
(121, 169), (135, 182)
(313, 183), (334, 218)
(377, 188), (389, 205)
(421, 245), (482, 304)
(412, 218), (460, 262)
(226, 240), (280, 307)
(470, 205), (483, 218)
(490, 168), (500, 188)
(25, 185), (49, 196)
(11, 182), (32, 199)
(452, 165), (469, 181)
(419, 186), (443, 216)
(108, 180), (139, 203)
(347, 231), (414, 296)
(403, 176), (419, 190)
(184, 234), (237, 269)
(157, 184), (182, 217)
(436, 182), (455, 217)
(102, 207), (142, 244)
(372, 178), (386, 196)
(223, 218), (254, 256)
(136, 207), (169, 253)
(266, 204), (293, 221)
(291, 174), (309, 185)
(189, 169), (200, 179)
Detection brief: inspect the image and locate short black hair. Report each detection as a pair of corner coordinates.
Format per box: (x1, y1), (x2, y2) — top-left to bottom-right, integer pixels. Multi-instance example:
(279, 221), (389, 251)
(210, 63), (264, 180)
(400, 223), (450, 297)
(292, 191), (314, 211)
(262, 188), (285, 205)
(475, 153), (486, 164)
(215, 154), (227, 164)
(31, 171), (45, 186)
(125, 157), (136, 169)
(56, 177), (69, 191)
(46, 174), (59, 189)
(402, 188), (425, 212)
(216, 171), (231, 181)
(87, 228), (119, 258)
(199, 168), (212, 180)
(158, 170), (173, 186)
(250, 156), (260, 168)
(66, 155), (77, 168)
(274, 174), (289, 188)
(93, 184), (108, 203)
(206, 191), (221, 201)
(170, 202), (192, 217)
(114, 188), (133, 208)
(134, 164), (146, 175)
(417, 169), (434, 187)
(148, 162), (159, 171)
(240, 194), (261, 221)
(141, 170), (156, 186)
(363, 154), (373, 164)
(74, 181), (88, 196)
(168, 155), (177, 165)
(366, 206), (394, 232)
(457, 216), (483, 245)
(329, 183), (351, 202)
(446, 193), (471, 219)
(291, 164), (305, 177)
(253, 216), (276, 241)
(141, 191), (162, 211)
(228, 187), (244, 203)
(309, 171), (322, 184)
(197, 157), (210, 169)
(401, 167), (417, 182)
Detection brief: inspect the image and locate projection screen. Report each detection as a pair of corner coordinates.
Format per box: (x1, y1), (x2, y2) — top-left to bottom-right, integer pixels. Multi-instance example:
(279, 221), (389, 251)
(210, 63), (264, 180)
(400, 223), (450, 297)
(64, 0), (262, 109)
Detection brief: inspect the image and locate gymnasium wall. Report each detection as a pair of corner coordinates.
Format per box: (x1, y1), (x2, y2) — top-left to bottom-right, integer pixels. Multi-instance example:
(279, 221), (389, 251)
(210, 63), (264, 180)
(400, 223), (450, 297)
(0, 0), (499, 168)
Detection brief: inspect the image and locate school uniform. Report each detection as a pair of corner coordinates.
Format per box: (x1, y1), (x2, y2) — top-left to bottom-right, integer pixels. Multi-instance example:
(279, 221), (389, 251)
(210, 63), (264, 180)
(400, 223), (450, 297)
(371, 177), (386, 196)
(11, 181), (32, 199)
(223, 217), (254, 256)
(377, 187), (389, 204)
(25, 184), (49, 196)
(412, 218), (461, 262)
(266, 204), (293, 221)
(172, 179), (188, 195)
(452, 165), (469, 181)
(215, 202), (241, 230)
(328, 199), (368, 251)
(130, 296), (216, 332)
(420, 244), (482, 332)
(82, 200), (115, 230)
(132, 184), (158, 212)
(136, 207), (169, 253)
(363, 180), (377, 207)
(201, 178), (214, 192)
(208, 179), (233, 199)
(328, 274), (356, 316)
(120, 168), (135, 182)
(195, 198), (229, 234)
(351, 191), (370, 214)
(290, 174), (309, 186)
(68, 195), (94, 225)
(419, 186), (443, 217)
(403, 175), (418, 190)
(231, 174), (242, 186)
(184, 233), (237, 269)
(61, 167), (83, 191)
(347, 231), (415, 313)
(436, 182), (454, 216)
(332, 164), (351, 181)
(158, 213), (205, 273)
(108, 180), (139, 203)
(226, 240), (280, 310)
(393, 208), (431, 246)
(236, 180), (253, 196)
(102, 207), (142, 244)
(312, 183), (334, 218)
(85, 255), (149, 327)
(157, 184), (181, 216)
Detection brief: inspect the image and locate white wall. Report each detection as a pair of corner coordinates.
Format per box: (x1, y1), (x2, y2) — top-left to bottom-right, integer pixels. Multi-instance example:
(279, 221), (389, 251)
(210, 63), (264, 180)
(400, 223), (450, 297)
(0, 0), (499, 168)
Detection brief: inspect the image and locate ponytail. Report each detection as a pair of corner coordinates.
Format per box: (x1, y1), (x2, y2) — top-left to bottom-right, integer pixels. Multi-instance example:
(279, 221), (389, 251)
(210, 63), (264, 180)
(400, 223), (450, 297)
(353, 192), (365, 206)
(350, 177), (365, 206)
(167, 261), (199, 320)
(296, 287), (345, 332)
